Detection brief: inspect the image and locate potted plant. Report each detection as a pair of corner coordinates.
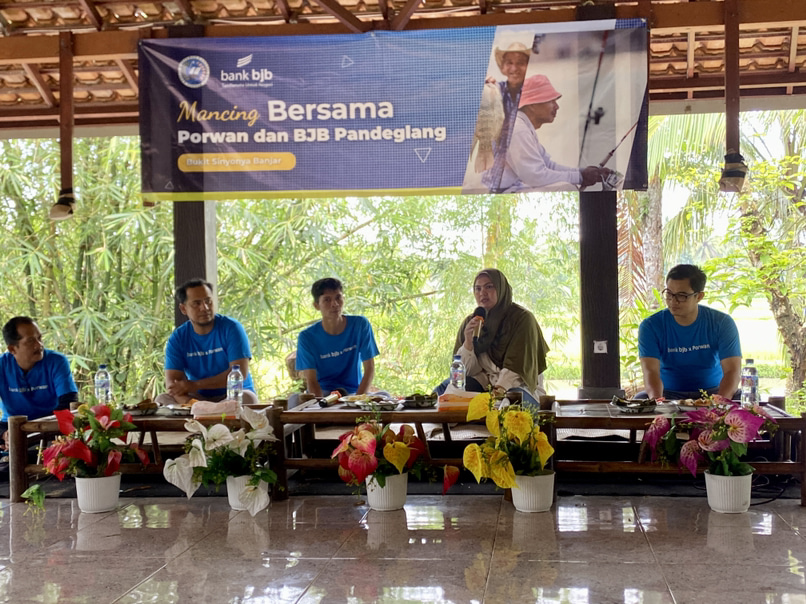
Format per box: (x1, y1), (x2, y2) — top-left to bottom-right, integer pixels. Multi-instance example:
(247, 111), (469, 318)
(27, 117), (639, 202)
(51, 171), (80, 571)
(331, 420), (459, 511)
(163, 405), (278, 516)
(462, 393), (556, 512)
(645, 396), (778, 513)
(42, 404), (150, 513)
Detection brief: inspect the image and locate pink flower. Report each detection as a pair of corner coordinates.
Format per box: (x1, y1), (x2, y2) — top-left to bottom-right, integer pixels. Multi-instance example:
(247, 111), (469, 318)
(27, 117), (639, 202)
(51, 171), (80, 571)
(679, 440), (703, 477)
(724, 408), (766, 443)
(683, 408), (724, 425)
(346, 449), (378, 483)
(697, 429), (730, 452)
(105, 450), (122, 476)
(644, 416), (671, 460)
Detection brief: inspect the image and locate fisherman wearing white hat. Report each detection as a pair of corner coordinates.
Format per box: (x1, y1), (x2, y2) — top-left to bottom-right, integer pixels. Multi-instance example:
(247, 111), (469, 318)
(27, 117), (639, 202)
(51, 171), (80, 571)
(500, 74), (611, 191)
(480, 41), (531, 192)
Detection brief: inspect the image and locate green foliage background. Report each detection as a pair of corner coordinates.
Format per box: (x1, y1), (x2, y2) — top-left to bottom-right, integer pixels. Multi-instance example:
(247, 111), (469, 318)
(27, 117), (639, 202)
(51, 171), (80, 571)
(0, 136), (581, 402)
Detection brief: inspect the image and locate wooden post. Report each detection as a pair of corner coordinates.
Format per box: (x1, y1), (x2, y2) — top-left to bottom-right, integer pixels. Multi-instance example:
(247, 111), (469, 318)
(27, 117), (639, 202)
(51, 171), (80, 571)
(9, 416), (29, 502)
(268, 406), (289, 500)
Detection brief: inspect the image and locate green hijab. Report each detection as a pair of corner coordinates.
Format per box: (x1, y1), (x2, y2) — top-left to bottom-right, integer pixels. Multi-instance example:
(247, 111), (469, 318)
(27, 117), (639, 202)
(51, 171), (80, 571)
(453, 268), (549, 393)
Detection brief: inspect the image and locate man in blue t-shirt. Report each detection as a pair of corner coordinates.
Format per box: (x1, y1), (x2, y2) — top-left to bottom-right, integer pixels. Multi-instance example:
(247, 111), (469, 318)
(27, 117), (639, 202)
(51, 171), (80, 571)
(638, 264), (742, 400)
(0, 316), (78, 448)
(293, 278), (380, 405)
(156, 279), (258, 407)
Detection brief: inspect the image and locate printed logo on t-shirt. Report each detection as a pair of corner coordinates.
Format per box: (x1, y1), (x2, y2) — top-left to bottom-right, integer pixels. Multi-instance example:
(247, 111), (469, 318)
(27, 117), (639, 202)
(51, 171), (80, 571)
(9, 385), (48, 393)
(667, 343), (711, 354)
(186, 347), (224, 358)
(320, 344), (357, 360)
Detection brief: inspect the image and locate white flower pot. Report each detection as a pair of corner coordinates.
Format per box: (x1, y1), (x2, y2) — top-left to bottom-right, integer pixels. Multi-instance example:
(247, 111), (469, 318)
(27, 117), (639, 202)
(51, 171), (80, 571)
(365, 473), (408, 511)
(704, 471), (752, 513)
(75, 474), (121, 514)
(511, 472), (555, 513)
(226, 475), (269, 511)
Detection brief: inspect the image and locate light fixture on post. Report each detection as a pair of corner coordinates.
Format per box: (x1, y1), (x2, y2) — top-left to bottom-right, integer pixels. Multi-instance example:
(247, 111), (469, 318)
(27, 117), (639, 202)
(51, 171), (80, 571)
(718, 151), (748, 193)
(49, 187), (75, 221)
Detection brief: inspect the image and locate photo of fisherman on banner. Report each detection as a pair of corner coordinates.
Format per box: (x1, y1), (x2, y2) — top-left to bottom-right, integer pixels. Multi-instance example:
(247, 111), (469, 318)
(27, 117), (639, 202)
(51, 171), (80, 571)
(462, 25), (646, 194)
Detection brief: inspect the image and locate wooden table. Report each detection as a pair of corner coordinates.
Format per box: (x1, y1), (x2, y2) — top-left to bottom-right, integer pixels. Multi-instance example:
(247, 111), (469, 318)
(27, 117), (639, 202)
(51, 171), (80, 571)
(546, 401), (806, 505)
(268, 399), (806, 505)
(6, 408), (276, 503)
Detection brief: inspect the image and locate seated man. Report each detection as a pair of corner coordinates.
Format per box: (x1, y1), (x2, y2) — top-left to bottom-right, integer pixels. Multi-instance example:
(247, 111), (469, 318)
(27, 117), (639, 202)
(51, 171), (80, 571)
(156, 279), (258, 407)
(638, 264), (741, 400)
(0, 316), (78, 448)
(291, 278), (380, 407)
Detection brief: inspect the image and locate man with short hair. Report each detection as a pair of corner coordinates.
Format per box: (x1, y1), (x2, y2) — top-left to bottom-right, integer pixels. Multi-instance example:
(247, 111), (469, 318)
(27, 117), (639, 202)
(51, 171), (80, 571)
(156, 279), (258, 406)
(293, 278), (380, 405)
(638, 264), (742, 400)
(0, 316), (78, 448)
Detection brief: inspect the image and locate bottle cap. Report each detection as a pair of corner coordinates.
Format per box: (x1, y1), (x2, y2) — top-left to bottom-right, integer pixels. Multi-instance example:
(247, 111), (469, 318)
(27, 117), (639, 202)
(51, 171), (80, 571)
(745, 358), (754, 364)
(99, 364), (107, 369)
(453, 354), (461, 361)
(232, 364), (240, 370)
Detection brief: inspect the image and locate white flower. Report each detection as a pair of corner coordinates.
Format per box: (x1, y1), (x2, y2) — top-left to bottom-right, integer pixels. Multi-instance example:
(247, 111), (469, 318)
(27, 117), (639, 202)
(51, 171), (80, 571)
(228, 429), (250, 457)
(205, 424), (235, 450)
(163, 456), (199, 498)
(187, 438), (207, 467)
(239, 482), (270, 516)
(184, 419), (208, 440)
(241, 407), (277, 443)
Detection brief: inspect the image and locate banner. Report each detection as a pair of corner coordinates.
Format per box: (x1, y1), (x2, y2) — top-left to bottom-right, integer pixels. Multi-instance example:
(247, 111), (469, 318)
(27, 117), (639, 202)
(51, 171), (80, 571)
(139, 21), (647, 201)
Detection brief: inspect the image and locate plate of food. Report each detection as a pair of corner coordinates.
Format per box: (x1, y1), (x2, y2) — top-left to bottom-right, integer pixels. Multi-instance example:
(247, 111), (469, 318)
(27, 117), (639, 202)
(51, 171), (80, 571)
(401, 393), (438, 409)
(339, 394), (383, 408)
(122, 398), (159, 416)
(610, 396), (657, 414)
(356, 400), (399, 412)
(674, 397), (714, 411)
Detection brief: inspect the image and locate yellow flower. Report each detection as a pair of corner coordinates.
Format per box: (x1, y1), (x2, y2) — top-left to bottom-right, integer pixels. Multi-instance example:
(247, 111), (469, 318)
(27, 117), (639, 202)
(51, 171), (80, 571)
(463, 443), (487, 483)
(535, 430), (554, 469)
(383, 441), (410, 474)
(486, 409), (500, 437)
(467, 392), (493, 422)
(488, 450), (516, 489)
(503, 409), (533, 443)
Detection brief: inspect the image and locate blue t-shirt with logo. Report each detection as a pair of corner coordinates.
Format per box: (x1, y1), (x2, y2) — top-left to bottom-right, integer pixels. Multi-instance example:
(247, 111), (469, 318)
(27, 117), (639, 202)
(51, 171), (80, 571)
(295, 315), (379, 394)
(165, 314), (255, 398)
(638, 305), (741, 392)
(0, 349), (78, 421)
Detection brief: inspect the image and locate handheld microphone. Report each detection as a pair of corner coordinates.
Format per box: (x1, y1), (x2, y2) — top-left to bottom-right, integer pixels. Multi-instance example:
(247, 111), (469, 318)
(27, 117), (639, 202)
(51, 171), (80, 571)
(472, 306), (487, 343)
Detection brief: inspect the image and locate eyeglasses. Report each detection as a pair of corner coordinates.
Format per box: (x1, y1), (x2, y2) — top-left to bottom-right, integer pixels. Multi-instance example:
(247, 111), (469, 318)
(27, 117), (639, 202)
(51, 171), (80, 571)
(662, 289), (700, 303)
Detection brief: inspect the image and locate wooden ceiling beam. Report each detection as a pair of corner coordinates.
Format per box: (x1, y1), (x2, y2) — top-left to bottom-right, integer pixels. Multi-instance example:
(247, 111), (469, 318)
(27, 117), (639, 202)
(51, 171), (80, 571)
(173, 0), (196, 22)
(275, 0), (293, 23)
(310, 0), (370, 34)
(22, 63), (56, 107)
(650, 70), (806, 93)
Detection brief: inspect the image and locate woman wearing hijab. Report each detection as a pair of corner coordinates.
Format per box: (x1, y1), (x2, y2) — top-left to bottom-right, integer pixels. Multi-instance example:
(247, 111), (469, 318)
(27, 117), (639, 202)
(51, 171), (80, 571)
(436, 268), (549, 405)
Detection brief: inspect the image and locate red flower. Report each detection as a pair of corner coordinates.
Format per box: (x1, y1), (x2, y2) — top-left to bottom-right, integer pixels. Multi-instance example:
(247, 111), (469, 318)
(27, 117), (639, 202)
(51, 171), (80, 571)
(54, 409), (75, 436)
(105, 450), (122, 476)
(443, 465), (459, 495)
(62, 439), (94, 465)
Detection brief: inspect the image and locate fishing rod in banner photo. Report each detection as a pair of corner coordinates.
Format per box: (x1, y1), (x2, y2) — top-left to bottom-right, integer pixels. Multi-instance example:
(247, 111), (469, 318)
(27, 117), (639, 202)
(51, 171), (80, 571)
(138, 21), (648, 202)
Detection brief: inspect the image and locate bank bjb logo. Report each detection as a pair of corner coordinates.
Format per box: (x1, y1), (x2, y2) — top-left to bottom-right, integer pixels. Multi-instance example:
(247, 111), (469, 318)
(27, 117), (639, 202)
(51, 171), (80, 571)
(177, 55), (210, 88)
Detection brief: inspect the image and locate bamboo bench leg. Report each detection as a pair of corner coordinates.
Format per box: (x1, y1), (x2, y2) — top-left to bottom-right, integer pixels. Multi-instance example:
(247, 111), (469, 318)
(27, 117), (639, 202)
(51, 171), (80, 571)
(9, 416), (29, 503)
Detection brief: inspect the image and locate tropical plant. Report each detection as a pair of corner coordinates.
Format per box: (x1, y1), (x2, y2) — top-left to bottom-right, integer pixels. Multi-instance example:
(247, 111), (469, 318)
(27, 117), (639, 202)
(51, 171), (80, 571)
(43, 404), (149, 479)
(644, 395), (778, 476)
(462, 393), (555, 489)
(330, 419), (459, 493)
(162, 406), (278, 515)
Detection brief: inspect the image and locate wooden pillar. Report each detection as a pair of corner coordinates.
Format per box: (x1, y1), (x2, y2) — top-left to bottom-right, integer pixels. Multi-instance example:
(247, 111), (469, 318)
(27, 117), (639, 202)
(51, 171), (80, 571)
(59, 32), (73, 195)
(579, 191), (622, 397)
(725, 0), (741, 155)
(169, 25), (218, 326)
(576, 1), (622, 398)
(9, 416), (29, 502)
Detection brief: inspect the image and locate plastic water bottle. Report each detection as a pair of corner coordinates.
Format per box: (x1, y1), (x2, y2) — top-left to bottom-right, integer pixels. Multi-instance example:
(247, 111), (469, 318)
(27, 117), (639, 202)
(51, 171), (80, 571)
(227, 364), (244, 407)
(94, 364), (111, 405)
(740, 358), (759, 408)
(450, 354), (465, 389)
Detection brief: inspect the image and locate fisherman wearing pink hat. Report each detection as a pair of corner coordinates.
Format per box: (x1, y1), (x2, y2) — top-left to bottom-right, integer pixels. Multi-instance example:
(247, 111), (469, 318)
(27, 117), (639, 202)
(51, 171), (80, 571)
(499, 74), (611, 191)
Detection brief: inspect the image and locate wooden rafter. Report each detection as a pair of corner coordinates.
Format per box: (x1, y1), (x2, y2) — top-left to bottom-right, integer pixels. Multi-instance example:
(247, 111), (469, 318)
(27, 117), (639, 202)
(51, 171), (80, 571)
(22, 63), (56, 107)
(390, 0), (422, 32)
(78, 0), (103, 30)
(172, 0), (196, 22)
(115, 58), (138, 91)
(275, 0), (292, 23)
(311, 0), (370, 34)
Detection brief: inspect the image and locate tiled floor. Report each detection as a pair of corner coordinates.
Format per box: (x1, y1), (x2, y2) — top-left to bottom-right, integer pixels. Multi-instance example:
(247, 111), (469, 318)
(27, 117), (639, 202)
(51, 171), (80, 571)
(0, 494), (804, 603)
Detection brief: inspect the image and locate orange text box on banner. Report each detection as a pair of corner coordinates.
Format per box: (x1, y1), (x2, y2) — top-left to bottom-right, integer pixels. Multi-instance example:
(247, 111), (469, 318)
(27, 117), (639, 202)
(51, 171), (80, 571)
(178, 152), (296, 172)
